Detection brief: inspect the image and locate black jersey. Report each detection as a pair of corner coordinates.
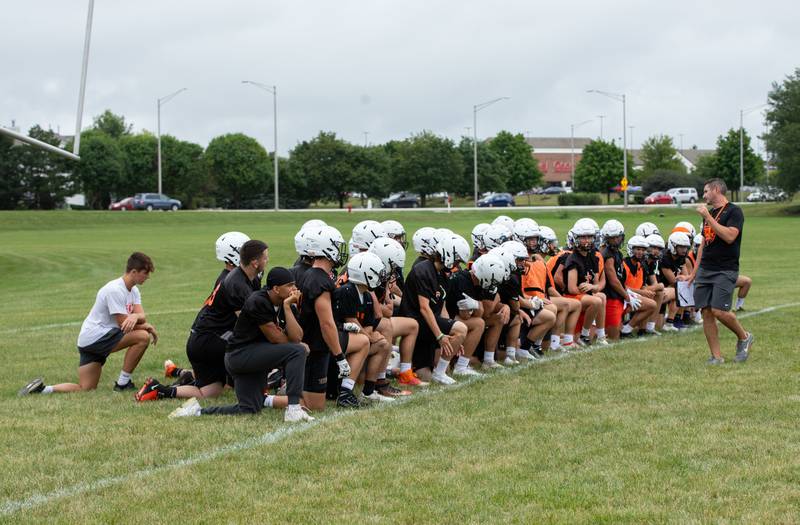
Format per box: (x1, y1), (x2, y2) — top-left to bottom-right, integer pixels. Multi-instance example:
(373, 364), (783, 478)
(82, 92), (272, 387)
(602, 246), (627, 300)
(190, 268), (230, 330)
(446, 269), (488, 316)
(228, 288), (298, 350)
(298, 267), (336, 352)
(193, 268), (259, 335)
(333, 281), (376, 328)
(400, 259), (448, 318)
(564, 251), (598, 293)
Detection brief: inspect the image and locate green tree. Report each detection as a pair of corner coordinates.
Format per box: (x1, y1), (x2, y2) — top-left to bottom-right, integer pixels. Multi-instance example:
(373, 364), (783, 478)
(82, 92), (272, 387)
(17, 126), (73, 209)
(764, 68), (800, 193)
(488, 131), (542, 194)
(205, 133), (272, 208)
(690, 152), (719, 183)
(289, 132), (357, 208)
(574, 139), (632, 198)
(0, 134), (25, 209)
(640, 135), (686, 176)
(389, 131), (463, 207)
(351, 145), (391, 206)
(161, 136), (206, 208)
(456, 137), (506, 196)
(68, 130), (126, 209)
(713, 128), (763, 196)
(118, 132), (157, 196)
(92, 110), (133, 139)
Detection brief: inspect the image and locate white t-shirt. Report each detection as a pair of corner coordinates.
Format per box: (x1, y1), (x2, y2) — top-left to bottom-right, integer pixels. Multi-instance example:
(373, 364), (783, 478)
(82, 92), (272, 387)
(77, 277), (141, 348)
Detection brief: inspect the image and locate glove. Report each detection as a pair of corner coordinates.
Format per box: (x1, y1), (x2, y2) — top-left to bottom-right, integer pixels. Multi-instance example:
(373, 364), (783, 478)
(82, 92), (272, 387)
(530, 296), (544, 311)
(335, 353), (351, 378)
(456, 293), (480, 311)
(626, 289), (642, 311)
(342, 322), (361, 333)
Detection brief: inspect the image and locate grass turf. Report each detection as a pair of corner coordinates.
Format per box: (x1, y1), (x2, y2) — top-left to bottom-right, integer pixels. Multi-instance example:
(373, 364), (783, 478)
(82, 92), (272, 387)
(0, 207), (798, 523)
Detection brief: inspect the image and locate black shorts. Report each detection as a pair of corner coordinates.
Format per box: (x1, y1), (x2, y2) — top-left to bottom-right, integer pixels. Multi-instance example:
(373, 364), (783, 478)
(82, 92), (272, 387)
(78, 328), (124, 366)
(186, 330), (232, 388)
(412, 315), (456, 371)
(305, 331), (349, 394)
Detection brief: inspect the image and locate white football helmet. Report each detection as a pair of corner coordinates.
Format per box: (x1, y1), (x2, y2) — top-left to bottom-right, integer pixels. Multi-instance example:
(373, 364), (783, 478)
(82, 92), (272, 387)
(471, 253), (508, 293)
(646, 234), (666, 249)
(471, 223), (491, 251)
(673, 221), (696, 238)
(500, 240), (529, 274)
(538, 226), (559, 255)
(601, 219), (625, 246)
(412, 227), (438, 255)
(350, 220), (386, 253)
(435, 234), (470, 268)
(636, 222), (660, 238)
(215, 231), (251, 266)
(301, 219), (327, 231)
(513, 218), (540, 242)
(294, 229), (313, 256)
(626, 235), (649, 256)
(492, 215), (515, 234)
(380, 220), (407, 248)
(693, 233), (703, 247)
(368, 237), (406, 273)
(347, 252), (387, 290)
(483, 224), (512, 250)
(667, 231), (691, 256)
(434, 228), (454, 245)
(572, 218), (597, 251)
(305, 225), (348, 266)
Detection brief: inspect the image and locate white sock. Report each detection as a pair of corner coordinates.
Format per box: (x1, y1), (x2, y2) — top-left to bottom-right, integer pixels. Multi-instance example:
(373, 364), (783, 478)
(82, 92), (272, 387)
(456, 356), (471, 368)
(392, 345), (400, 353)
(377, 370), (386, 380)
(434, 358), (451, 375)
(550, 335), (560, 349)
(42, 385), (54, 394)
(341, 378), (355, 391)
(621, 323), (633, 334)
(581, 328), (591, 338)
(563, 334), (574, 344)
(287, 403), (301, 411)
(506, 346), (516, 358)
(399, 362), (412, 373)
(736, 298), (745, 309)
(263, 395), (275, 408)
(646, 321), (656, 332)
(596, 328), (606, 339)
(117, 371), (132, 385)
(483, 352), (495, 364)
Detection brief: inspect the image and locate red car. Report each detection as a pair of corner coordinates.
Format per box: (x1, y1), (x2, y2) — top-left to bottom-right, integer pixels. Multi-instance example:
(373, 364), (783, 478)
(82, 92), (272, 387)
(109, 197), (134, 211)
(644, 191), (672, 205)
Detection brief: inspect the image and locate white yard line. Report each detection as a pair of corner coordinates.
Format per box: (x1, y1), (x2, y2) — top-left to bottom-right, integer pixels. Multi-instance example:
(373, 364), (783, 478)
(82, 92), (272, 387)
(2, 301), (798, 517)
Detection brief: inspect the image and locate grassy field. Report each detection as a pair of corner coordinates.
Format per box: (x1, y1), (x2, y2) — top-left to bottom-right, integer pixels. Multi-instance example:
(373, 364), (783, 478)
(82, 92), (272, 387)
(1, 206), (799, 523)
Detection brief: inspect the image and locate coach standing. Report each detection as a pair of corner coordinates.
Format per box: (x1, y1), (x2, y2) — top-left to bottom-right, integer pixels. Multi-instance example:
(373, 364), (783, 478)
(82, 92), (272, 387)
(694, 178), (753, 364)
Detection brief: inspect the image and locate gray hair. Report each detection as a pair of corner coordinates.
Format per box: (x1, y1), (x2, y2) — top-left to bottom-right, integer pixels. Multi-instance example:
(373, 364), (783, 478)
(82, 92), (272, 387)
(704, 178), (727, 195)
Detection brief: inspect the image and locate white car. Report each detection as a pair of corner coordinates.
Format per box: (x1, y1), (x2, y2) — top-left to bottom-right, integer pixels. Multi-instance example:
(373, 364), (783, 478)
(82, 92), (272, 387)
(666, 187), (698, 204)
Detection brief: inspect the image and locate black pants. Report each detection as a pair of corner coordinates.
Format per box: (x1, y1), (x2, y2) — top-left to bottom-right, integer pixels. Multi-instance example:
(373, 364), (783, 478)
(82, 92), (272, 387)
(201, 342), (306, 416)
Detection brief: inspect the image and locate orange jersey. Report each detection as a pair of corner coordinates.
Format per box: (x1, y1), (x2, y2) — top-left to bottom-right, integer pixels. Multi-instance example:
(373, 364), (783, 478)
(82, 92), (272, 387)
(522, 259), (554, 299)
(623, 257), (644, 290)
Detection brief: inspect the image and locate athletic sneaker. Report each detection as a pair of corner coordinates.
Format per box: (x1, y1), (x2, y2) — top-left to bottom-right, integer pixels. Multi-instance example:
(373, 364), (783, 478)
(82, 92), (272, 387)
(532, 345), (545, 358)
(362, 391), (396, 403)
(502, 356), (518, 366)
(646, 330), (662, 337)
(620, 331), (635, 339)
(135, 377), (162, 402)
(431, 371), (457, 385)
(595, 337), (610, 347)
(560, 342), (576, 352)
(164, 359), (179, 378)
(661, 323), (679, 332)
(516, 349), (537, 361)
(168, 397), (202, 418)
(266, 368), (284, 391)
(18, 377), (45, 396)
(673, 319), (687, 331)
(284, 405), (315, 423)
(397, 369), (428, 387)
(337, 389), (362, 408)
(735, 332), (754, 362)
(113, 380), (136, 392)
(707, 356), (725, 365)
(171, 369), (195, 387)
(453, 366), (483, 377)
(376, 381), (412, 397)
(481, 361), (503, 370)
(579, 335), (592, 346)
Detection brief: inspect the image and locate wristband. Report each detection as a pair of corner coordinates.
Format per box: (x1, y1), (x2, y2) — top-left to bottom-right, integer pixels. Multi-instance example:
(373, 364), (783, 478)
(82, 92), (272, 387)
(436, 333), (446, 342)
(335, 353), (346, 362)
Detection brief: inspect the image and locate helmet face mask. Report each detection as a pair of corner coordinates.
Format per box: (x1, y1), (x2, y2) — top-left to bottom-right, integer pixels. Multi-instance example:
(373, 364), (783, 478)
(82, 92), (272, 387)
(577, 234), (594, 252)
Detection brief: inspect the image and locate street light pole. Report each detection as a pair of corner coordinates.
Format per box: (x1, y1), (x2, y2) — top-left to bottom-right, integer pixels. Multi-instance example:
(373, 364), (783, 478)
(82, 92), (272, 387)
(570, 119), (593, 190)
(597, 115), (605, 139)
(473, 97), (510, 205)
(588, 90), (628, 207)
(157, 87), (187, 195)
(243, 81), (279, 211)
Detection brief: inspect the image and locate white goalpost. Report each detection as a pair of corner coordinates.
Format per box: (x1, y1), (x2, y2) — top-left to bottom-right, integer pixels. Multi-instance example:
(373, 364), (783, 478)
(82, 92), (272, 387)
(0, 0), (95, 162)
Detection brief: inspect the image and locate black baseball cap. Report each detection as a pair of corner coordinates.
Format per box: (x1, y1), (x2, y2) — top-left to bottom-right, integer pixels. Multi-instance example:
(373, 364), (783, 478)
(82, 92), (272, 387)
(266, 267), (294, 288)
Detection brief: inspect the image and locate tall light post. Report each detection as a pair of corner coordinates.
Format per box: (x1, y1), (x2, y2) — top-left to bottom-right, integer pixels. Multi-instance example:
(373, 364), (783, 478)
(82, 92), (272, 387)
(157, 87), (187, 195)
(588, 90), (628, 206)
(740, 103), (768, 198)
(570, 119), (594, 189)
(597, 115), (605, 139)
(242, 81), (279, 211)
(473, 97), (510, 205)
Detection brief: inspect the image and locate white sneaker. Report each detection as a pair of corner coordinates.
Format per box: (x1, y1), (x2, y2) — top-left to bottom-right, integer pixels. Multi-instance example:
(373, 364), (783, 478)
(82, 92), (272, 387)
(363, 391), (396, 403)
(284, 405), (315, 423)
(661, 323), (678, 332)
(431, 371), (457, 385)
(502, 356), (518, 366)
(595, 337), (610, 346)
(453, 366), (484, 377)
(168, 397), (201, 419)
(482, 360), (504, 370)
(516, 349), (537, 361)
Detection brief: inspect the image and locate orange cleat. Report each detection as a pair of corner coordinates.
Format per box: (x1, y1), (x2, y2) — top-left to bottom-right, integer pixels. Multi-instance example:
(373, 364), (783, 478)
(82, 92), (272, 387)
(397, 369), (428, 387)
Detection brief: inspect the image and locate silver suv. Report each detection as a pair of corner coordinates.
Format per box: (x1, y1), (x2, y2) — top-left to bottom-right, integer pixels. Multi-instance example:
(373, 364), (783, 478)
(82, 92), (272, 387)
(666, 187), (698, 204)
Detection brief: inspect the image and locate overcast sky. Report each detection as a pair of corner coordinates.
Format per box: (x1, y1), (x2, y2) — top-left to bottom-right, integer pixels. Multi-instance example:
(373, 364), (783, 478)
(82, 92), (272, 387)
(2, 0), (796, 155)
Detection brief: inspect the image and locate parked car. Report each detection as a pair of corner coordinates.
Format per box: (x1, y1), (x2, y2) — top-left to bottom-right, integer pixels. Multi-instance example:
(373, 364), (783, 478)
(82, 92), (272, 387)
(380, 192), (420, 208)
(477, 193), (515, 207)
(666, 187), (698, 204)
(746, 191), (764, 202)
(108, 197), (134, 211)
(542, 186), (569, 195)
(133, 193), (182, 211)
(644, 191), (673, 205)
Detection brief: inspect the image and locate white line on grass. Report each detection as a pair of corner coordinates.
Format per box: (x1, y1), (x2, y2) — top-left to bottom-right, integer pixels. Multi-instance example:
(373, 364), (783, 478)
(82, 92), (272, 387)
(0, 309), (198, 335)
(2, 301), (798, 517)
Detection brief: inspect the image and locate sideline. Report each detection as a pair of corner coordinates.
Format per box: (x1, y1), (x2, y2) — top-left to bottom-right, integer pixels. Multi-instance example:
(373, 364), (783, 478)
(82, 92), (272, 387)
(2, 301), (798, 517)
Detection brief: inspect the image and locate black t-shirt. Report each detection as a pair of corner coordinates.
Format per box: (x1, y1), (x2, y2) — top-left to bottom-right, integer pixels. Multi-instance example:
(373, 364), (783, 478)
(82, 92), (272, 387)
(412, 255), (428, 268)
(400, 259), (448, 318)
(333, 281), (376, 328)
(564, 251), (598, 293)
(446, 269), (488, 316)
(659, 252), (686, 284)
(552, 251), (571, 294)
(393, 266), (405, 292)
(700, 203), (744, 272)
(190, 269), (230, 330)
(602, 246), (627, 300)
(498, 273), (521, 304)
(298, 267), (336, 352)
(193, 268), (259, 335)
(291, 260), (312, 282)
(228, 288), (299, 350)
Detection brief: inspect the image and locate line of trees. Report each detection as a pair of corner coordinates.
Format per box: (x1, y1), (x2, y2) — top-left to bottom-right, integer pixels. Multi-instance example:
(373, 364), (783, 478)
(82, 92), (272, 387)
(0, 112), (543, 210)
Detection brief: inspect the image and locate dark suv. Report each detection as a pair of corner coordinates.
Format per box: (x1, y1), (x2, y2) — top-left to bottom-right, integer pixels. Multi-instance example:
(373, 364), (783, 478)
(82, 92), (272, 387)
(133, 193), (182, 211)
(380, 192), (420, 208)
(477, 193), (515, 207)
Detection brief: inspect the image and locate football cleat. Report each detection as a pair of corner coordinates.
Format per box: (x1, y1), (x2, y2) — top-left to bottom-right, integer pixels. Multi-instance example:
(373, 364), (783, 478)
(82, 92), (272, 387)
(18, 377), (45, 396)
